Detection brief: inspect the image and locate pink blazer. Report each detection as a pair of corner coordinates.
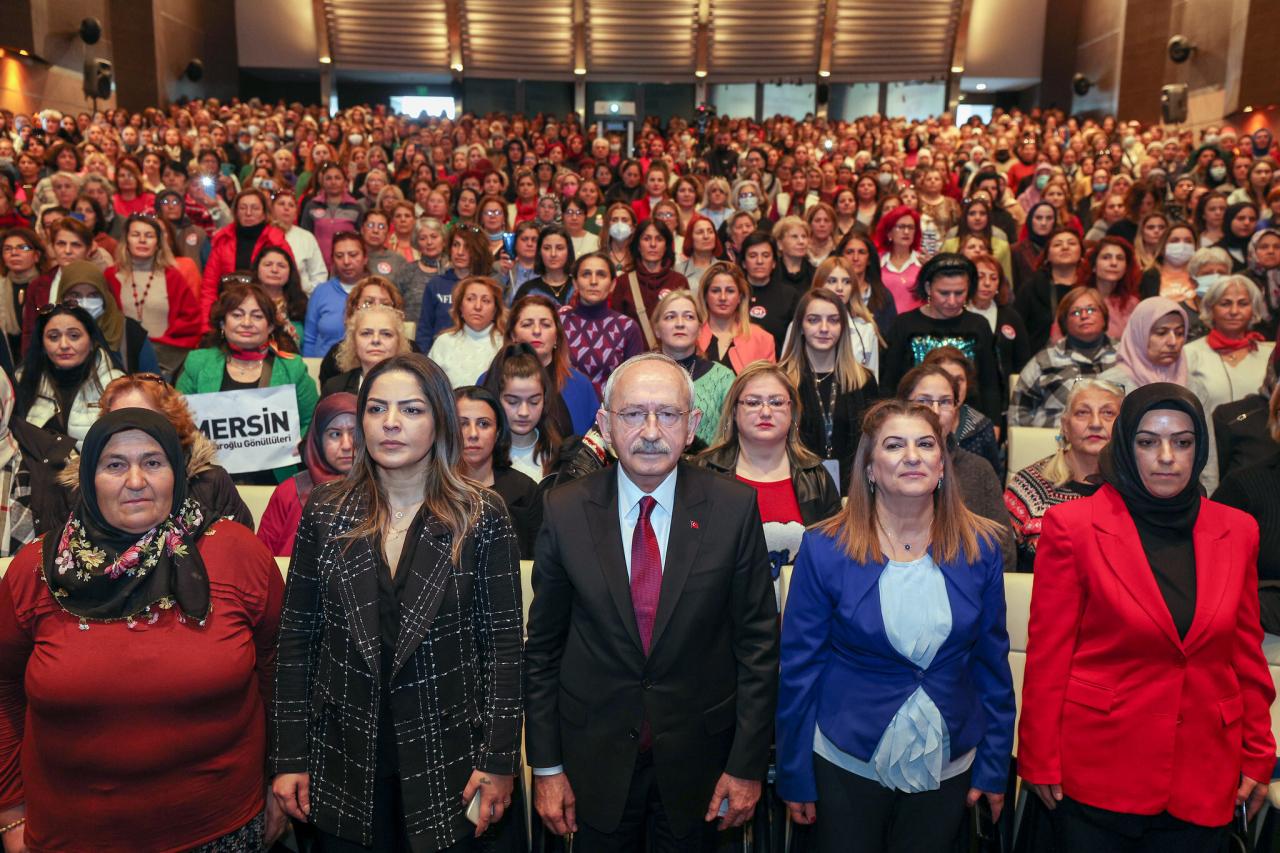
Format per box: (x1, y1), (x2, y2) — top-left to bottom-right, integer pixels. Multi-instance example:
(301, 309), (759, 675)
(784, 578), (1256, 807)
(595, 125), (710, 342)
(698, 322), (777, 373)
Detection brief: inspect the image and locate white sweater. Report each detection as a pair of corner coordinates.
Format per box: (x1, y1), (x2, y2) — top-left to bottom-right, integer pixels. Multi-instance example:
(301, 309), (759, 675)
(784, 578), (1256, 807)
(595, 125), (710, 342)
(285, 226), (330, 294)
(427, 324), (503, 388)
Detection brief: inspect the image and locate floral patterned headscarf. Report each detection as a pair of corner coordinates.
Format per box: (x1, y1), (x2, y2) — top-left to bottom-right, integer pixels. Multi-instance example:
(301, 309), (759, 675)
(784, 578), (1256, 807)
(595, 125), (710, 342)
(42, 408), (213, 626)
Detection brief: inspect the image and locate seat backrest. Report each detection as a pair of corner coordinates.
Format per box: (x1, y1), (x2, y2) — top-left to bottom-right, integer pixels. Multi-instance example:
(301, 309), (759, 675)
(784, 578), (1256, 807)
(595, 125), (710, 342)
(1006, 426), (1060, 486)
(238, 485), (277, 531)
(303, 358), (323, 390)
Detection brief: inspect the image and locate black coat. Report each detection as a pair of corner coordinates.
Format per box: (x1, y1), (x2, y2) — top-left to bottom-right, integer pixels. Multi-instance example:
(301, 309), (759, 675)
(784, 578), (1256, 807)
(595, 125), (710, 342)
(524, 463), (779, 836)
(795, 370), (879, 495)
(698, 444), (841, 525)
(1213, 393), (1278, 484)
(11, 418), (75, 535)
(270, 485), (523, 850)
(491, 464), (541, 560)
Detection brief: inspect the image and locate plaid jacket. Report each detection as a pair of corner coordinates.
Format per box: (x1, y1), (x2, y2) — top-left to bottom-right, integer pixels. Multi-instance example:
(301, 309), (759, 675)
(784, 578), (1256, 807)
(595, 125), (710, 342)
(270, 484), (523, 849)
(1008, 339), (1118, 427)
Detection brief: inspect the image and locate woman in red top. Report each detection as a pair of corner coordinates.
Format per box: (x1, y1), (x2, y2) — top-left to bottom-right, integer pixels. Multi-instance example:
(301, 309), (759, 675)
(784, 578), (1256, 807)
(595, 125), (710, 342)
(257, 392), (357, 556)
(105, 214), (205, 376)
(202, 189), (293, 330)
(697, 362), (841, 569)
(1019, 383), (1274, 850)
(609, 218), (689, 329)
(0, 409), (285, 852)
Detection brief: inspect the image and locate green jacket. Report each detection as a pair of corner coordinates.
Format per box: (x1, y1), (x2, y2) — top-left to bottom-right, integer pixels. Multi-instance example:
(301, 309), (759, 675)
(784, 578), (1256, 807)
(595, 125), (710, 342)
(176, 347), (320, 482)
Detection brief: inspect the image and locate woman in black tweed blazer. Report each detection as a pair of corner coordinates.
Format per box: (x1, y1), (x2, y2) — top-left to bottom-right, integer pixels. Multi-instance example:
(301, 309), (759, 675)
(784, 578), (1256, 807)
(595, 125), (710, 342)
(269, 353), (524, 852)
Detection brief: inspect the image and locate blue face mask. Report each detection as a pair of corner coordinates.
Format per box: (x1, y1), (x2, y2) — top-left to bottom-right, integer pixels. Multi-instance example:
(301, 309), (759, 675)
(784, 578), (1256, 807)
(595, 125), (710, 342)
(1194, 273), (1222, 296)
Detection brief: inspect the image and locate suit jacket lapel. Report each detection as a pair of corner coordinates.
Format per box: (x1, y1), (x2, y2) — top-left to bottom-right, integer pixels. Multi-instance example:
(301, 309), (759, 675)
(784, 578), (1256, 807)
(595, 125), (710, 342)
(1093, 488), (1182, 649)
(936, 551), (982, 615)
(586, 471), (644, 653)
(650, 465), (707, 652)
(391, 516), (455, 679)
(1181, 507), (1232, 653)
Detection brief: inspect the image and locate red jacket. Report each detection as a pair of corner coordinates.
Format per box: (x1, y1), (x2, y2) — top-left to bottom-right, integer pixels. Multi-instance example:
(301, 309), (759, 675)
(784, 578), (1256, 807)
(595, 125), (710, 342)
(1018, 485), (1275, 827)
(104, 265), (204, 349)
(200, 223), (292, 330)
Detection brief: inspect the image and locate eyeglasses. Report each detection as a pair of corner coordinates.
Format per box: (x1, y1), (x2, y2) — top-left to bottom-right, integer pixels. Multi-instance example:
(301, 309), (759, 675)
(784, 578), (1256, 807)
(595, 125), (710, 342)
(1, 243), (34, 254)
(893, 222), (916, 233)
(220, 273), (254, 287)
(608, 407), (689, 428)
(1068, 306), (1100, 318)
(156, 197), (182, 206)
(738, 396), (791, 411)
(363, 221), (388, 231)
(911, 395), (956, 411)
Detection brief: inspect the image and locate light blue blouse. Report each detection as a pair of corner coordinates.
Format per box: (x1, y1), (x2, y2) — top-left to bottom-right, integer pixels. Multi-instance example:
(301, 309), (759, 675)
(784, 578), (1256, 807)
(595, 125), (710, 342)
(814, 553), (975, 792)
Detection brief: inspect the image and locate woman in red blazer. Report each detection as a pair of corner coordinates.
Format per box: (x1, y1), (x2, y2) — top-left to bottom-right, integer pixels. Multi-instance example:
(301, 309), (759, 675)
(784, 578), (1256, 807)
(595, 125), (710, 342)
(1019, 382), (1275, 851)
(201, 188), (292, 330)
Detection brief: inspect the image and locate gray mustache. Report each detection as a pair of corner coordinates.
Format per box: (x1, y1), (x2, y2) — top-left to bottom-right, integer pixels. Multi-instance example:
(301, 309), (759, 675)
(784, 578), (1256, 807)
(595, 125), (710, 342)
(629, 438), (672, 455)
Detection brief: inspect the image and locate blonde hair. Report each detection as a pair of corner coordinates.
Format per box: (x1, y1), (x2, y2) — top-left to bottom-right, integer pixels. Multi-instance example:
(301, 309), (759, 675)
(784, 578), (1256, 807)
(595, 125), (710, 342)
(113, 215), (177, 272)
(649, 289), (705, 352)
(700, 361), (820, 467)
(1042, 378), (1124, 487)
(771, 215), (810, 243)
(811, 256), (877, 328)
(817, 399), (1002, 564)
(778, 288), (871, 392)
(696, 261), (752, 338)
(335, 303), (410, 371)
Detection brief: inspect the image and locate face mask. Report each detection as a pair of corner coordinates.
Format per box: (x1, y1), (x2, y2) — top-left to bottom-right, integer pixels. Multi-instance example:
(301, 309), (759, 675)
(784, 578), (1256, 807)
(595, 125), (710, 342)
(609, 143), (621, 154)
(1163, 242), (1195, 266)
(247, 124), (260, 136)
(1194, 272), (1222, 296)
(237, 140), (252, 151)
(738, 195), (759, 212)
(1148, 169), (1167, 183)
(348, 133), (364, 146)
(608, 221), (633, 241)
(1209, 167), (1227, 182)
(876, 172), (894, 188)
(77, 295), (105, 319)
(1034, 174), (1050, 191)
(1092, 182), (1108, 194)
(1204, 135), (1220, 146)
(1123, 135), (1136, 148)
(994, 150), (1011, 163)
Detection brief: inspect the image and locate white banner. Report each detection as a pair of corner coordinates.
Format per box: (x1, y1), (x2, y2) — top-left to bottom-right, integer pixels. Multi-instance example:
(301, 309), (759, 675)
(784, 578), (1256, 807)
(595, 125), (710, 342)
(185, 386), (302, 474)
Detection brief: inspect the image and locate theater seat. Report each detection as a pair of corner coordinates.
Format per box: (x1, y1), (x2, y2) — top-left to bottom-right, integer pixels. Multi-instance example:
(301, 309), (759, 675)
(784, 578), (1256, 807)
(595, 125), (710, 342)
(238, 485), (277, 530)
(403, 321), (416, 341)
(0, 556), (9, 578)
(1006, 427), (1059, 486)
(303, 358), (323, 390)
(1003, 572), (1033, 754)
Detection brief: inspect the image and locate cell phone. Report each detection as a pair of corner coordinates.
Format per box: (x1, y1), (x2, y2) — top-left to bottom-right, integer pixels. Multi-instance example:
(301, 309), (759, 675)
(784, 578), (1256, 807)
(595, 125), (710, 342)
(973, 796), (994, 841)
(465, 790), (489, 826)
(501, 232), (517, 258)
(199, 175), (216, 193)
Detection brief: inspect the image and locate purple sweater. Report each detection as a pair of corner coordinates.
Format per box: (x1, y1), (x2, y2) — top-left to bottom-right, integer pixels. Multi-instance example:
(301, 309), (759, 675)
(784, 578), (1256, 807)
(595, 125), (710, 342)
(559, 301), (647, 395)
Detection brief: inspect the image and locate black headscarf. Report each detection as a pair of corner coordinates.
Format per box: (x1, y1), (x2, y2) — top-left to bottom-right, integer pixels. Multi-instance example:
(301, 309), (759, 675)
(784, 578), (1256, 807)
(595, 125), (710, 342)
(42, 408), (214, 623)
(1099, 382), (1209, 638)
(1220, 202), (1259, 256)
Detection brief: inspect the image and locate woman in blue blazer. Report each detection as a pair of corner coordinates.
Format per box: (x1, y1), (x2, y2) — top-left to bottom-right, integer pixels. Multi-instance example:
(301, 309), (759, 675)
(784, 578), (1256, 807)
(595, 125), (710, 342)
(777, 398), (1015, 852)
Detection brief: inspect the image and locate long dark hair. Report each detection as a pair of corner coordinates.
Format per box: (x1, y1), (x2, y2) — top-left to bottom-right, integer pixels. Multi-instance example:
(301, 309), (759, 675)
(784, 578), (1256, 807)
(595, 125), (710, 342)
(253, 245), (308, 322)
(15, 303), (116, 419)
(834, 229), (892, 316)
(454, 384), (512, 469)
(336, 353), (483, 563)
(482, 343), (565, 476)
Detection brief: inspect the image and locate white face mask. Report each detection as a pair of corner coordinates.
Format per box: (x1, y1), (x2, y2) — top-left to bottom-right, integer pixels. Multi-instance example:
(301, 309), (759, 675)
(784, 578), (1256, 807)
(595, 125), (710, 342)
(737, 195), (759, 212)
(76, 295), (105, 319)
(1163, 242), (1195, 266)
(608, 221), (633, 242)
(348, 133), (364, 146)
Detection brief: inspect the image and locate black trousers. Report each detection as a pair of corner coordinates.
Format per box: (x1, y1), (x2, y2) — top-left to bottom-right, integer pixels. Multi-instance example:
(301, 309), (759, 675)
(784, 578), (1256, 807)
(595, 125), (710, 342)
(809, 753), (971, 853)
(1055, 796), (1230, 853)
(572, 751), (718, 853)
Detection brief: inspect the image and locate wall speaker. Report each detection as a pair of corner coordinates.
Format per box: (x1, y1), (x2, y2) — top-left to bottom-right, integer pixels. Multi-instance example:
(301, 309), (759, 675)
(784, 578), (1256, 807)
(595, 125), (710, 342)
(83, 57), (112, 99)
(1162, 83), (1188, 124)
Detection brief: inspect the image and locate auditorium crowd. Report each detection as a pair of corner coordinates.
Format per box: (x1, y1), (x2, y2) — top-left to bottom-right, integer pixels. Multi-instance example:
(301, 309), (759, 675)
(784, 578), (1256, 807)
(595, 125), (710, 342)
(0, 94), (1277, 851)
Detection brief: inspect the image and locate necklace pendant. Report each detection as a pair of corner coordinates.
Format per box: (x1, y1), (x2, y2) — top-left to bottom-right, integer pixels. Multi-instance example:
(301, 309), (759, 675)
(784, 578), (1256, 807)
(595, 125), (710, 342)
(904, 543), (911, 551)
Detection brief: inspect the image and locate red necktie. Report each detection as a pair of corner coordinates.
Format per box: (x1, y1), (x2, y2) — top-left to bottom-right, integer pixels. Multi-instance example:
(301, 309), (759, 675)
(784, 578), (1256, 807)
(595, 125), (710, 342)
(630, 496), (661, 655)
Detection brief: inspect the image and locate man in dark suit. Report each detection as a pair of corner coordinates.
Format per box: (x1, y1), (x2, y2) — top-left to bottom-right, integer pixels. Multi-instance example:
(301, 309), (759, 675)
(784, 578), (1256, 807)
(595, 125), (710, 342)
(525, 352), (779, 851)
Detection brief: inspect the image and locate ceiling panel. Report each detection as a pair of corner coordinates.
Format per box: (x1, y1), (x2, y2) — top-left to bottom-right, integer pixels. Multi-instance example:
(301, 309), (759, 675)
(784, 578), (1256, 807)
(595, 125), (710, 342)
(319, 0), (964, 81)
